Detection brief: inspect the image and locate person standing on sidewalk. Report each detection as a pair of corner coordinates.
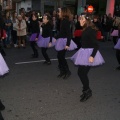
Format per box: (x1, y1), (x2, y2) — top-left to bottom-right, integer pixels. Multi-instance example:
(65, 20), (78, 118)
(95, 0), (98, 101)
(11, 11), (18, 48)
(16, 15), (27, 48)
(71, 14), (105, 102)
(4, 11), (12, 48)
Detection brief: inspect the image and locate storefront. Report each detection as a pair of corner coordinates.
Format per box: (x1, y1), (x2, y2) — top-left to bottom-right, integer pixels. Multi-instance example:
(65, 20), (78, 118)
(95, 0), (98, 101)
(114, 0), (120, 16)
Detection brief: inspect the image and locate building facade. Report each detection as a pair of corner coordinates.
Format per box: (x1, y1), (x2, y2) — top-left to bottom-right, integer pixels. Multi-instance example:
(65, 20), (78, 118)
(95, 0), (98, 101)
(1, 0), (118, 16)
(0, 0), (13, 10)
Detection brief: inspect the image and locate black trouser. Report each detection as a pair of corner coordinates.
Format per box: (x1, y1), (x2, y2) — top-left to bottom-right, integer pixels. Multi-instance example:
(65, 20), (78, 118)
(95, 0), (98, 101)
(30, 41), (38, 56)
(113, 36), (118, 45)
(73, 37), (81, 49)
(57, 49), (70, 73)
(78, 65), (91, 91)
(0, 40), (6, 56)
(116, 50), (120, 64)
(11, 30), (17, 44)
(41, 47), (50, 62)
(0, 112), (4, 120)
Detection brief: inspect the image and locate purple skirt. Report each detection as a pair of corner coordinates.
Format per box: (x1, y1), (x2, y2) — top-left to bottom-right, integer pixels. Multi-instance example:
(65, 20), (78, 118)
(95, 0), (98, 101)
(55, 38), (77, 51)
(111, 30), (118, 36)
(71, 48), (105, 66)
(30, 33), (42, 41)
(36, 37), (56, 48)
(0, 53), (9, 76)
(114, 38), (120, 50)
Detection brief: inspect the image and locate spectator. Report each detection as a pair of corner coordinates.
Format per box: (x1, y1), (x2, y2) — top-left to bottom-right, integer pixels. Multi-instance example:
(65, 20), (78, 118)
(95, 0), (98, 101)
(16, 15), (27, 48)
(52, 16), (57, 37)
(4, 11), (12, 48)
(11, 11), (18, 48)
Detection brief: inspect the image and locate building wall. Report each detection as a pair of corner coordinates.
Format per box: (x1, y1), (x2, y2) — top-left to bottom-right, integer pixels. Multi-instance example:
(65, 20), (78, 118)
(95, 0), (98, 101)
(32, 0), (41, 12)
(15, 0), (81, 15)
(16, 0), (32, 14)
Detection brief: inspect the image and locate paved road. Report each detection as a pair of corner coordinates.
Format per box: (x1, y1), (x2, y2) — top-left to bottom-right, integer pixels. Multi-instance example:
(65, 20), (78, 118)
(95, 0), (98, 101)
(0, 41), (120, 120)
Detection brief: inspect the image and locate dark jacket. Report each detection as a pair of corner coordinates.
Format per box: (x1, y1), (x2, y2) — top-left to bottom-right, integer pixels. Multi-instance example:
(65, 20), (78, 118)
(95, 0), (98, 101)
(41, 22), (53, 42)
(81, 26), (99, 57)
(58, 18), (71, 46)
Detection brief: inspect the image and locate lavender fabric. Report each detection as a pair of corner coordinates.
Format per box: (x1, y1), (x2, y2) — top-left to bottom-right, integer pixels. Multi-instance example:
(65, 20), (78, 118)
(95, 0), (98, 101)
(111, 30), (118, 36)
(71, 48), (105, 66)
(0, 53), (9, 76)
(30, 33), (42, 41)
(114, 38), (120, 50)
(55, 38), (77, 51)
(36, 37), (56, 48)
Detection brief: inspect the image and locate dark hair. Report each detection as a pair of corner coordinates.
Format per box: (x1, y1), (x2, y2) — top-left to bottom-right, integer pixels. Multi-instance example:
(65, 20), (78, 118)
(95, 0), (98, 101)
(44, 13), (52, 25)
(5, 11), (10, 19)
(60, 7), (71, 20)
(12, 11), (17, 21)
(81, 14), (98, 31)
(32, 13), (38, 19)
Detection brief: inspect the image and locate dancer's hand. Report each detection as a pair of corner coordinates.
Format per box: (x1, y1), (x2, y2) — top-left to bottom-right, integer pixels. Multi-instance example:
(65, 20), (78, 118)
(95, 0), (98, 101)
(35, 38), (38, 41)
(101, 36), (104, 39)
(65, 46), (69, 50)
(53, 39), (56, 42)
(48, 42), (52, 47)
(89, 56), (94, 63)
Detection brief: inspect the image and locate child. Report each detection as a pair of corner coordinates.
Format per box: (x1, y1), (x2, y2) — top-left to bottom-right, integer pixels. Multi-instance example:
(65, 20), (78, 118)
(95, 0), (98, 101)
(71, 14), (105, 102)
(29, 13), (40, 58)
(55, 7), (77, 79)
(36, 13), (55, 65)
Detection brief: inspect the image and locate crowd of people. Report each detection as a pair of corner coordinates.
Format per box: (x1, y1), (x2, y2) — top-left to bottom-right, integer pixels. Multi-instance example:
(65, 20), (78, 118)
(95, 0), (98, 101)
(0, 6), (120, 119)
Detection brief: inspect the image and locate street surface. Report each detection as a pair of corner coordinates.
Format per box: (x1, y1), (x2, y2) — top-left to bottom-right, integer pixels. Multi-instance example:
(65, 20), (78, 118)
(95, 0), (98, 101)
(0, 41), (120, 120)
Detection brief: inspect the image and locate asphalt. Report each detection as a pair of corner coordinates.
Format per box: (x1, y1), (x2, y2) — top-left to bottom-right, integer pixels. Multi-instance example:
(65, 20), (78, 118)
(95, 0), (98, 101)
(0, 41), (120, 120)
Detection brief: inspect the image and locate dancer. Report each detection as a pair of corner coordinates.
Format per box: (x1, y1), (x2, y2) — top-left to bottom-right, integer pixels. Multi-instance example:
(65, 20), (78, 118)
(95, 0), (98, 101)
(114, 24), (120, 70)
(37, 13), (55, 65)
(29, 13), (40, 58)
(71, 14), (105, 102)
(55, 7), (77, 79)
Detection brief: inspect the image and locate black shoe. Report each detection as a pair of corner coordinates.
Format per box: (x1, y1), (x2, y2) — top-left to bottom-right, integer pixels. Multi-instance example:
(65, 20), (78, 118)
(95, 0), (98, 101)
(108, 39), (111, 41)
(0, 112), (4, 120)
(47, 61), (51, 65)
(0, 100), (5, 111)
(63, 71), (71, 79)
(80, 89), (92, 102)
(116, 66), (120, 70)
(43, 61), (51, 65)
(80, 93), (84, 98)
(31, 54), (38, 58)
(57, 72), (66, 78)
